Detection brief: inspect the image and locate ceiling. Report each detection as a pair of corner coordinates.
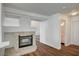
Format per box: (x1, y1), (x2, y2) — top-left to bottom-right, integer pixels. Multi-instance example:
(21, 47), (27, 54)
(4, 3), (79, 16)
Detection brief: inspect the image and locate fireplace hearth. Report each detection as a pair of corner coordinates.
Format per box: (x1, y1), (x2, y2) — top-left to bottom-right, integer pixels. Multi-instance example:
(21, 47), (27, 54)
(19, 35), (33, 48)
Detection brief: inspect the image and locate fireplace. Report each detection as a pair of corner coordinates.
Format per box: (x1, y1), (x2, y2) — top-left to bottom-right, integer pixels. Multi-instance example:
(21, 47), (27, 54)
(19, 35), (33, 48)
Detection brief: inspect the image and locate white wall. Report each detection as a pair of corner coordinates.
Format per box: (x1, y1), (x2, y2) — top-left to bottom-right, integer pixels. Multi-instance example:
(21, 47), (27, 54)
(0, 3), (2, 42)
(64, 16), (71, 46)
(40, 14), (61, 49)
(3, 17), (20, 27)
(31, 20), (40, 35)
(40, 21), (47, 44)
(0, 3), (6, 56)
(0, 4), (5, 56)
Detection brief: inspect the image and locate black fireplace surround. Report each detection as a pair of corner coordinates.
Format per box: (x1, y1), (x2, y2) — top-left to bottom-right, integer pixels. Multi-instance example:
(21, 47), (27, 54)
(19, 35), (33, 48)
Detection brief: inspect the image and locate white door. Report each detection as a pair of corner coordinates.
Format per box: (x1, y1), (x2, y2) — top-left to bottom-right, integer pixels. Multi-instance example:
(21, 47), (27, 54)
(71, 16), (79, 45)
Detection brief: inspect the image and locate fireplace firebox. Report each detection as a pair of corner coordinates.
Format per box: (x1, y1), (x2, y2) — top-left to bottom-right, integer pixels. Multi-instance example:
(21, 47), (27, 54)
(19, 35), (33, 48)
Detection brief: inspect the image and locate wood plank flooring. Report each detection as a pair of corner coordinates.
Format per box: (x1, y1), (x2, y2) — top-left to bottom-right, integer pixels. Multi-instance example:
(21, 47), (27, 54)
(23, 41), (79, 56)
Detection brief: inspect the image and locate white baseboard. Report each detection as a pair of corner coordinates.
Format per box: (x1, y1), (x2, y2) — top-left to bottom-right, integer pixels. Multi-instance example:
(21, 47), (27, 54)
(40, 41), (61, 50)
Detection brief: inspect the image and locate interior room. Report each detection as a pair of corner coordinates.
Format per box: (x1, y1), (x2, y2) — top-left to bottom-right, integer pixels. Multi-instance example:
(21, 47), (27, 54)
(0, 3), (79, 56)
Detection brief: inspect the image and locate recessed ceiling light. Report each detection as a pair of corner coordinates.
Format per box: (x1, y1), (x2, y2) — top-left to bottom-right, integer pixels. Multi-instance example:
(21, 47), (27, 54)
(71, 12), (78, 16)
(61, 22), (64, 26)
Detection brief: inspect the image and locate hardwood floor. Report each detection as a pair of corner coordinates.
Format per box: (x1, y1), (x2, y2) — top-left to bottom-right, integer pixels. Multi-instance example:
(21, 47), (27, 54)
(23, 41), (79, 56)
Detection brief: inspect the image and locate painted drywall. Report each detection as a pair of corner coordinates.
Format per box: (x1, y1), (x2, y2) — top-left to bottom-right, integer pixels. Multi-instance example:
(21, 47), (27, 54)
(0, 3), (2, 42)
(40, 14), (61, 49)
(0, 4), (9, 56)
(3, 17), (20, 27)
(61, 20), (65, 43)
(64, 16), (71, 46)
(31, 20), (40, 35)
(40, 20), (47, 44)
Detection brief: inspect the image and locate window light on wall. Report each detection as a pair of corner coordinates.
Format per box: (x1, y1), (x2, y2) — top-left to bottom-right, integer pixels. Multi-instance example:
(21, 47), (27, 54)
(31, 20), (40, 28)
(61, 22), (64, 26)
(3, 17), (20, 27)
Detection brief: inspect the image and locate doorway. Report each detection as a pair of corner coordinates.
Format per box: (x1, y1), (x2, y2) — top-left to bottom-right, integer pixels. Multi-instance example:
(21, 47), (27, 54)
(60, 19), (66, 46)
(60, 15), (79, 47)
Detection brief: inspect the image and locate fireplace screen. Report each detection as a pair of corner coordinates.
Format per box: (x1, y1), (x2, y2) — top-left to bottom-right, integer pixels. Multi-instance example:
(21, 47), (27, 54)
(19, 35), (33, 48)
